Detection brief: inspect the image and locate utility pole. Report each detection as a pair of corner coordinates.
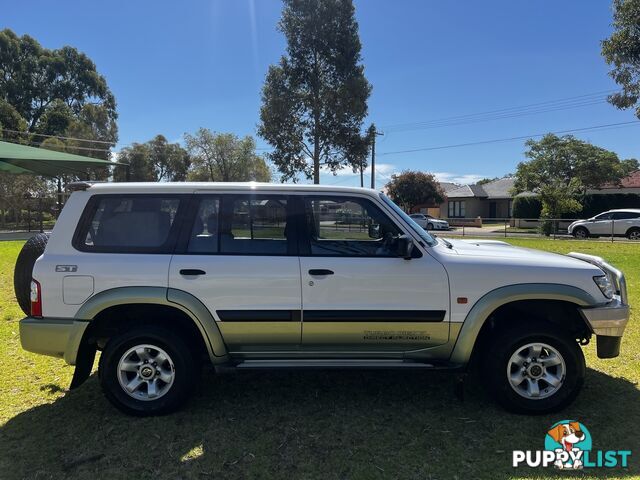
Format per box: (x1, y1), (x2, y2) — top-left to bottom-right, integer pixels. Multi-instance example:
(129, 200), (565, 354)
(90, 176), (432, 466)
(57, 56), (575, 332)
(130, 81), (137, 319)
(368, 124), (383, 189)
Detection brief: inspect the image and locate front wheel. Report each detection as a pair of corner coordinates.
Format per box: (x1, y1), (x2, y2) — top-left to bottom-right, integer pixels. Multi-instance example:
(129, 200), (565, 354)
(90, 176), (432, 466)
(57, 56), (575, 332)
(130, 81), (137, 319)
(572, 227), (589, 239)
(483, 324), (585, 414)
(427, 223), (434, 230)
(99, 326), (200, 416)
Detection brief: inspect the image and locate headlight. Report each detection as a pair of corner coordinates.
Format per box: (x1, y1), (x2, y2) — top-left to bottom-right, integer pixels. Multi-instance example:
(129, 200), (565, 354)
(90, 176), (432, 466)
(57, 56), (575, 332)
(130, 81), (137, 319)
(593, 275), (614, 299)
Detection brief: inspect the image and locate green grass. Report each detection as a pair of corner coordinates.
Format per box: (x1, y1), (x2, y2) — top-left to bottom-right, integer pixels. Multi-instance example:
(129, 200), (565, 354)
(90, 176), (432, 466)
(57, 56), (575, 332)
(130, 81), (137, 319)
(0, 238), (639, 479)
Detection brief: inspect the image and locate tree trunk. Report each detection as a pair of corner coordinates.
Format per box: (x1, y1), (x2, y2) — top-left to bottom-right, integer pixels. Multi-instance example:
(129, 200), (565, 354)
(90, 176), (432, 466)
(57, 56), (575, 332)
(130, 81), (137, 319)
(313, 127), (320, 184)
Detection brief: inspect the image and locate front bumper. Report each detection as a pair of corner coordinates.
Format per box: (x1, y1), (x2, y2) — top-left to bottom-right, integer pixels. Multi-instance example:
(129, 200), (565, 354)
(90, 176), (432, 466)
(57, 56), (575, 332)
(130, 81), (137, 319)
(20, 317), (89, 365)
(568, 252), (630, 359)
(431, 223), (449, 230)
(579, 299), (629, 358)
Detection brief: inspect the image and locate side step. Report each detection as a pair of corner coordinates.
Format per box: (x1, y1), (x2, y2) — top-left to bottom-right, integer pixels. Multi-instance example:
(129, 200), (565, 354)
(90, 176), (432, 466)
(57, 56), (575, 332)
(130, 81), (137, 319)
(233, 359), (435, 370)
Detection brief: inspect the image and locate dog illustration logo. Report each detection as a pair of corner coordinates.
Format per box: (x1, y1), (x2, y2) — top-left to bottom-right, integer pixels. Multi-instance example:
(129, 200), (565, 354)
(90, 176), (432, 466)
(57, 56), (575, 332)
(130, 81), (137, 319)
(544, 420), (592, 469)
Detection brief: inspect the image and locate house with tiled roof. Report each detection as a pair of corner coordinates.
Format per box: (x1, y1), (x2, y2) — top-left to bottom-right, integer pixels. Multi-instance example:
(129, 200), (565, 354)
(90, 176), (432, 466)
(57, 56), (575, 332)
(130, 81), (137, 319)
(441, 177), (518, 219)
(409, 181), (460, 217)
(589, 170), (640, 195)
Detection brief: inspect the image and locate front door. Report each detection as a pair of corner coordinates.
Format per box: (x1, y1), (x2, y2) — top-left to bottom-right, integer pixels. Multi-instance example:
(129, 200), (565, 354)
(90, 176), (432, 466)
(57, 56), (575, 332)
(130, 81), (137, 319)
(590, 212), (613, 235)
(489, 202), (497, 219)
(298, 195), (450, 353)
(169, 193), (302, 352)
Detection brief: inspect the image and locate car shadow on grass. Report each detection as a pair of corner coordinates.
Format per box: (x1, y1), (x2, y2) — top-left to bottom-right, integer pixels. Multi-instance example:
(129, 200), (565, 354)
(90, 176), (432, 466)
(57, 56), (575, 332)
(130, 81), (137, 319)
(0, 367), (638, 480)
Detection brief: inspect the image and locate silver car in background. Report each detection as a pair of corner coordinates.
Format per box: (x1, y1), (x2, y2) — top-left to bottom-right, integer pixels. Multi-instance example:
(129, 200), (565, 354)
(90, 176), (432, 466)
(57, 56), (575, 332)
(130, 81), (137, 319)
(409, 213), (450, 231)
(568, 209), (640, 240)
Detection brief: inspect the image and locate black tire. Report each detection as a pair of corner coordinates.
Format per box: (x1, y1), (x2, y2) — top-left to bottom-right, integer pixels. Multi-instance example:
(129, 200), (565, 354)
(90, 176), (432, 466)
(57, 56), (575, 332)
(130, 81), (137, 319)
(627, 227), (640, 241)
(482, 323), (585, 414)
(99, 326), (200, 416)
(427, 223), (434, 230)
(13, 233), (49, 315)
(572, 226), (589, 239)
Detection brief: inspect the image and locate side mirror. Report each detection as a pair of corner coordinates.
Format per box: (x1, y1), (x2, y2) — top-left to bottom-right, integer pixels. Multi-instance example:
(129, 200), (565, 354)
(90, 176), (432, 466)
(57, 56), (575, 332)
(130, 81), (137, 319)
(395, 235), (414, 260)
(368, 224), (381, 239)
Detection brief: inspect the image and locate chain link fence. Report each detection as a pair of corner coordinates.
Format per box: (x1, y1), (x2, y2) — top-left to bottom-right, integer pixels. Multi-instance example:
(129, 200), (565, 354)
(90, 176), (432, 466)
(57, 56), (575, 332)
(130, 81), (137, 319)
(441, 217), (639, 242)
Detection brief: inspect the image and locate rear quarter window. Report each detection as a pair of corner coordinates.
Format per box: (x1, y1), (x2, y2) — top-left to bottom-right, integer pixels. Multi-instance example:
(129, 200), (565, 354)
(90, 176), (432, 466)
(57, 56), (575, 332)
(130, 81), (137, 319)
(73, 194), (186, 253)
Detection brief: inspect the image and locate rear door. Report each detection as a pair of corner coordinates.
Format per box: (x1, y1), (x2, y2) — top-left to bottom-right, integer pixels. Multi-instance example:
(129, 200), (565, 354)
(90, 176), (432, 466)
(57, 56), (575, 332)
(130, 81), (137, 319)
(168, 193), (302, 352)
(298, 194), (449, 353)
(612, 211), (640, 235)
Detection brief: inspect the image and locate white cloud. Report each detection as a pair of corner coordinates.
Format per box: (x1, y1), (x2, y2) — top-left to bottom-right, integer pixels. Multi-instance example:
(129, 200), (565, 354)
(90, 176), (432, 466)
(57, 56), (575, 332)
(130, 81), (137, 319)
(321, 162), (398, 177)
(433, 172), (488, 185)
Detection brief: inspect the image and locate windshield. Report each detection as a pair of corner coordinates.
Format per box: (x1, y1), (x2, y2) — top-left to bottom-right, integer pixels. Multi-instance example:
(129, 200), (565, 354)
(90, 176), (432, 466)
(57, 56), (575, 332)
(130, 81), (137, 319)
(380, 193), (437, 247)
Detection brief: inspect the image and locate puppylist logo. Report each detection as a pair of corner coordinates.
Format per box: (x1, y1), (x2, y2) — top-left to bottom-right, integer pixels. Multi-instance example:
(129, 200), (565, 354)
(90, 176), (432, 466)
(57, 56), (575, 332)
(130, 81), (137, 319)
(513, 420), (631, 469)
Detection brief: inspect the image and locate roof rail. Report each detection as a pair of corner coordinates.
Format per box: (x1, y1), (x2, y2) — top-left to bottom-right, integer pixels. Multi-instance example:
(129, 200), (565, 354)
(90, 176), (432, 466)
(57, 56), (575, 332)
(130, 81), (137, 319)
(66, 181), (107, 192)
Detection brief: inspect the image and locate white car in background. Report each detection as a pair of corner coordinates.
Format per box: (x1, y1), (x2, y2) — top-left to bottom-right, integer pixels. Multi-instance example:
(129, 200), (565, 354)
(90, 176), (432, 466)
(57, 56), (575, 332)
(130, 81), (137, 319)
(568, 209), (640, 240)
(409, 213), (449, 231)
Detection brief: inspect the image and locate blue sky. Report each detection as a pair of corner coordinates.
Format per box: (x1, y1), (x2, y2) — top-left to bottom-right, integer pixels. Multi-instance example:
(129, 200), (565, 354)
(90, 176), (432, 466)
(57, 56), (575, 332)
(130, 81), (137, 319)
(3, 0), (639, 186)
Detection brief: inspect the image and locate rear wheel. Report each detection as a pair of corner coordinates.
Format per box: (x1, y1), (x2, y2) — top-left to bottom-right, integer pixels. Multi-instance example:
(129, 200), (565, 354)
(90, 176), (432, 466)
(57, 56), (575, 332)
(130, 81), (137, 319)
(483, 323), (585, 414)
(572, 227), (589, 239)
(627, 227), (640, 241)
(99, 326), (200, 416)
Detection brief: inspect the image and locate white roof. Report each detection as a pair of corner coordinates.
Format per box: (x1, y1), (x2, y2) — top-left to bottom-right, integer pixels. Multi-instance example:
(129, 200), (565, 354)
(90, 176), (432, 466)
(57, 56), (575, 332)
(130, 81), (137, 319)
(79, 182), (382, 195)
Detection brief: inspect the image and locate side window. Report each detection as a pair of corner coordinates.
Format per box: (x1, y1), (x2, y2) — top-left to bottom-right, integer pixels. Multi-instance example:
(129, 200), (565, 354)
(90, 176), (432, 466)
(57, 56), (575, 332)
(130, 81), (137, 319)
(187, 197), (220, 253)
(595, 213), (613, 220)
(613, 212), (640, 220)
(304, 196), (403, 256)
(76, 195), (181, 252)
(219, 195), (289, 255)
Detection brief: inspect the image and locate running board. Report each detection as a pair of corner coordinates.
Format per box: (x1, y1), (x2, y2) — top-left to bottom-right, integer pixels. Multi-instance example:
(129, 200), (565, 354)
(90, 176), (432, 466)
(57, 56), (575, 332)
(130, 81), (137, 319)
(233, 359), (435, 370)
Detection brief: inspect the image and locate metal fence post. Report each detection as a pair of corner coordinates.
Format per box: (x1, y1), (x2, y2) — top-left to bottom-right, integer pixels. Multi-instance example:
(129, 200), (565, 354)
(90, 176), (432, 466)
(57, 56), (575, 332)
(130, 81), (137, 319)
(38, 197), (43, 233)
(462, 224), (465, 236)
(611, 219), (615, 243)
(504, 218), (507, 238)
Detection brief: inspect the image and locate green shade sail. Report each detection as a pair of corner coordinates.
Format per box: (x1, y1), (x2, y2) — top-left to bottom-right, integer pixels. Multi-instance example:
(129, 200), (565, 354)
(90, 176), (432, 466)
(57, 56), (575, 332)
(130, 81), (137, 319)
(0, 140), (119, 177)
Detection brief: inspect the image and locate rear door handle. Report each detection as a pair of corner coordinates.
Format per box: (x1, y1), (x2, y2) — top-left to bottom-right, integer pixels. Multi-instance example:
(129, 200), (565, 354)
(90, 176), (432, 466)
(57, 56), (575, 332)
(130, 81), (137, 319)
(180, 269), (206, 276)
(308, 269), (334, 276)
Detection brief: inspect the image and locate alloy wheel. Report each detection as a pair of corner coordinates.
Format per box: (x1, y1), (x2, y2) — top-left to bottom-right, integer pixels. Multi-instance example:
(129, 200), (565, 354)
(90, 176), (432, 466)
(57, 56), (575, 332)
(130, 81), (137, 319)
(506, 342), (566, 399)
(117, 344), (175, 401)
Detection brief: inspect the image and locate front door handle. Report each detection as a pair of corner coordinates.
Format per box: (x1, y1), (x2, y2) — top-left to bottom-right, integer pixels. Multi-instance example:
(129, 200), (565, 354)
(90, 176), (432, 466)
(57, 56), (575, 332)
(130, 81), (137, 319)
(308, 269), (334, 276)
(180, 269), (206, 276)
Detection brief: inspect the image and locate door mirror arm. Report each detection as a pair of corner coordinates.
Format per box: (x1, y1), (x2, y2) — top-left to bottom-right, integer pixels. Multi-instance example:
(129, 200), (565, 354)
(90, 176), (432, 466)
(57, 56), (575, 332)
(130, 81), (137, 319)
(395, 235), (414, 260)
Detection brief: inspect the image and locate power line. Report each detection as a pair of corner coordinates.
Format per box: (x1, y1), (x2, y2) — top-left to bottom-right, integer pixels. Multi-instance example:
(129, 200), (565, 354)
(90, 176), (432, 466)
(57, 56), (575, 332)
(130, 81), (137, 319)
(381, 90), (616, 132)
(0, 128), (116, 145)
(383, 99), (607, 133)
(378, 120), (640, 157)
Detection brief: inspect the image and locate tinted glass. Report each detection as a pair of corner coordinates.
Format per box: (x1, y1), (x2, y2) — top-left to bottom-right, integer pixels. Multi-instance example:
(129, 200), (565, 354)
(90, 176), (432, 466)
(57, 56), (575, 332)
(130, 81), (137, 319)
(304, 196), (402, 256)
(379, 193), (436, 247)
(613, 212), (640, 220)
(219, 195), (289, 255)
(595, 213), (613, 220)
(187, 197), (220, 253)
(79, 196), (180, 250)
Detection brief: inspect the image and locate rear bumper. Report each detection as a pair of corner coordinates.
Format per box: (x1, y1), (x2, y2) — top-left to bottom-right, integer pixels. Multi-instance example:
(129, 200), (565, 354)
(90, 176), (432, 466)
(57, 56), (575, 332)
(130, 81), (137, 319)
(19, 317), (89, 365)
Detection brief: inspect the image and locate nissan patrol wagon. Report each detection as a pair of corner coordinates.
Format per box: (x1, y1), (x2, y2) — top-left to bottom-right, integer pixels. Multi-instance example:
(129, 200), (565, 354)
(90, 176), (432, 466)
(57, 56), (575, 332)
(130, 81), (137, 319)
(16, 182), (629, 416)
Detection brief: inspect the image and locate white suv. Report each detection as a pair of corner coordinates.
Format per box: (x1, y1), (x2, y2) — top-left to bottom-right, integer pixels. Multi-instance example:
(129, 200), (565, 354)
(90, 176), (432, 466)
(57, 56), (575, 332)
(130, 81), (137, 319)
(568, 209), (640, 240)
(16, 182), (629, 416)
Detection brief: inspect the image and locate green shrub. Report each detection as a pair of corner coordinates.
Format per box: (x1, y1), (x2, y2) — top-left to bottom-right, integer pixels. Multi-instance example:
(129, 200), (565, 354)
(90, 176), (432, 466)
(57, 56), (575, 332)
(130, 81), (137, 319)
(512, 196), (542, 218)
